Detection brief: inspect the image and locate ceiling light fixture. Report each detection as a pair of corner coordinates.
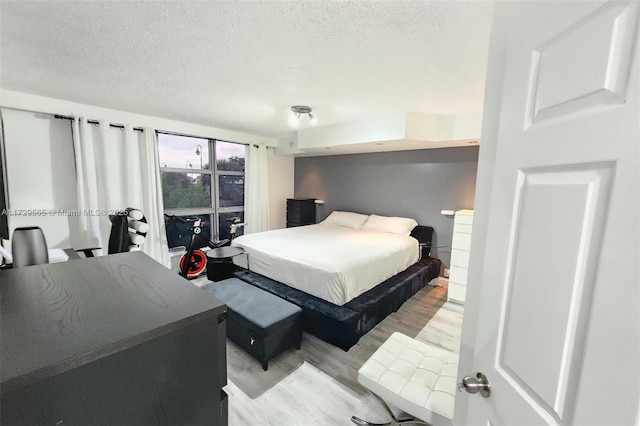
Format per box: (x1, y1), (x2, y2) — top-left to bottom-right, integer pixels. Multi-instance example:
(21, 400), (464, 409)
(290, 105), (317, 127)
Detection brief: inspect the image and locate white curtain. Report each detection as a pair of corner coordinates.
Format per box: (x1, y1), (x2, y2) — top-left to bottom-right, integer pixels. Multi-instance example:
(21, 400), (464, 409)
(138, 128), (170, 268)
(72, 119), (170, 267)
(71, 118), (102, 251)
(245, 144), (270, 234)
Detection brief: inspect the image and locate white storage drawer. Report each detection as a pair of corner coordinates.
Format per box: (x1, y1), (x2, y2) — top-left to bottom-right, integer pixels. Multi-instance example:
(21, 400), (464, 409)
(449, 265), (469, 286)
(448, 283), (466, 304)
(454, 210), (474, 225)
(452, 232), (472, 251)
(453, 223), (472, 234)
(450, 249), (470, 268)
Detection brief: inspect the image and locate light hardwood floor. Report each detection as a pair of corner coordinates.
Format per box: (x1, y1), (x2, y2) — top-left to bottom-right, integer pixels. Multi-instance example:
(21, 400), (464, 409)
(192, 277), (464, 426)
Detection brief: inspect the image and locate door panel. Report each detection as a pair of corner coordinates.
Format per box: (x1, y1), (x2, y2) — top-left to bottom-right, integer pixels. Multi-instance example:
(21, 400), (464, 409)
(459, 1), (639, 425)
(527, 2), (637, 126)
(498, 165), (614, 423)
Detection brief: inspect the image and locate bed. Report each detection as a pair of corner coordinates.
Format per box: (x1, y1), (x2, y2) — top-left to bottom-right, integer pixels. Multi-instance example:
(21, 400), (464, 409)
(230, 212), (441, 350)
(231, 223), (419, 305)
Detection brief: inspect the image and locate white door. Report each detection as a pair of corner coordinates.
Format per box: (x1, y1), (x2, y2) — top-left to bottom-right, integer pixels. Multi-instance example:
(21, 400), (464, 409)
(458, 1), (639, 425)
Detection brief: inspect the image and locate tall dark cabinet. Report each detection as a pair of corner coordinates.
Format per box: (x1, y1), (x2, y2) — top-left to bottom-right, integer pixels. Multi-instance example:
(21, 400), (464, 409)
(286, 198), (316, 227)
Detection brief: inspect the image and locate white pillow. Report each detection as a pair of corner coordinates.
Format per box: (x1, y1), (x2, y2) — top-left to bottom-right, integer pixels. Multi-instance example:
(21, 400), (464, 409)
(321, 211), (369, 229)
(360, 214), (418, 235)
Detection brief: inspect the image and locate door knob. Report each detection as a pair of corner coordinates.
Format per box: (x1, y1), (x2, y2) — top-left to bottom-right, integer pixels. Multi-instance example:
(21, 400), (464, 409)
(458, 372), (491, 398)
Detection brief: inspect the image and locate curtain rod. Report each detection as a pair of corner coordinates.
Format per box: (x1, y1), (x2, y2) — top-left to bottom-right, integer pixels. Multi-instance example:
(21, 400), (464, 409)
(156, 130), (271, 149)
(2, 108), (273, 144)
(54, 114), (144, 132)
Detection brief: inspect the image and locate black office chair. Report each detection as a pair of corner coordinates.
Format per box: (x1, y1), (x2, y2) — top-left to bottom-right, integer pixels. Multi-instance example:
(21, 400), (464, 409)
(108, 208), (148, 254)
(11, 226), (49, 267)
(79, 208), (148, 257)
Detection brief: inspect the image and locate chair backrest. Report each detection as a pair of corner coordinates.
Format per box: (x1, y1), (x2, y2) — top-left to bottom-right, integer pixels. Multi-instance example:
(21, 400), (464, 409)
(108, 208), (148, 255)
(11, 226), (49, 267)
(108, 214), (130, 254)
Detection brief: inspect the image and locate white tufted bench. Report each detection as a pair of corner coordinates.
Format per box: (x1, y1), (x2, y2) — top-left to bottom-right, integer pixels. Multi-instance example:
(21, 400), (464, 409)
(353, 332), (459, 426)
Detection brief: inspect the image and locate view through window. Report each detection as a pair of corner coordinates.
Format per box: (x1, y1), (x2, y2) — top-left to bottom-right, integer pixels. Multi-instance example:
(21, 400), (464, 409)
(157, 133), (245, 248)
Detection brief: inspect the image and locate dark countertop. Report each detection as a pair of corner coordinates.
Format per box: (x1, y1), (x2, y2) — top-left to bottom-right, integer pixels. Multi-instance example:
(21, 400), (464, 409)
(0, 251), (225, 393)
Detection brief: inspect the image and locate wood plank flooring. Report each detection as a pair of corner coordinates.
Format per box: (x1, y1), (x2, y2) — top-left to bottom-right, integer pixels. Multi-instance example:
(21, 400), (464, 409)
(192, 277), (464, 426)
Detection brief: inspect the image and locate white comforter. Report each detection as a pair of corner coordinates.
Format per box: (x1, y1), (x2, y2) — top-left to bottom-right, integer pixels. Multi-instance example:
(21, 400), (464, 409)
(231, 223), (419, 305)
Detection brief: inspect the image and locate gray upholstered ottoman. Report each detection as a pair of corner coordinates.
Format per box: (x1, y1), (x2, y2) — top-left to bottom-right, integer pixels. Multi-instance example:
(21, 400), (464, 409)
(202, 278), (302, 370)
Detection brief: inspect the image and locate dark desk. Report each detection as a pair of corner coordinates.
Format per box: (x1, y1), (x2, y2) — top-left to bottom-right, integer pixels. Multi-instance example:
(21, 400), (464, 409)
(1, 252), (228, 425)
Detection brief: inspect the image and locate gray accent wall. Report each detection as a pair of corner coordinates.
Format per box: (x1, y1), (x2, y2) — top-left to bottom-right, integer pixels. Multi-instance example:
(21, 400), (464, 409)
(294, 146), (479, 270)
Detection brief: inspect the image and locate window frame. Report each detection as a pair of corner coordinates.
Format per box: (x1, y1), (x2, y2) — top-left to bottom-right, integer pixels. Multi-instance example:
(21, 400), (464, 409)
(158, 131), (245, 245)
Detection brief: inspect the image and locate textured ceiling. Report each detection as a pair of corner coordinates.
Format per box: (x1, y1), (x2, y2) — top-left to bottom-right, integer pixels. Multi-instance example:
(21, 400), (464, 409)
(0, 1), (493, 139)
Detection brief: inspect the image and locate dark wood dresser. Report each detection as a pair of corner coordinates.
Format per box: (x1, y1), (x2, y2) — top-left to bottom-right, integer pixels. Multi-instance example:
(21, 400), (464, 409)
(0, 252), (228, 425)
(286, 198), (316, 227)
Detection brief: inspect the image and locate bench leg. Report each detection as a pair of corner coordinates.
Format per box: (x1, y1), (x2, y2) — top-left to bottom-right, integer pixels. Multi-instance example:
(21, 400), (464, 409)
(351, 416), (391, 426)
(261, 361), (268, 371)
(351, 415), (429, 426)
(352, 394), (431, 426)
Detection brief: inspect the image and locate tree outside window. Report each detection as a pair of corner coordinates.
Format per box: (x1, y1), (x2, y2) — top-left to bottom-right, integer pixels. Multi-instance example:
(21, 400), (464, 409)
(158, 133), (245, 247)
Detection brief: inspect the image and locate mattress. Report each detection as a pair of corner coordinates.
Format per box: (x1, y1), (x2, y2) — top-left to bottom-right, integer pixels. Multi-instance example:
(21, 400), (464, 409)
(231, 223), (419, 305)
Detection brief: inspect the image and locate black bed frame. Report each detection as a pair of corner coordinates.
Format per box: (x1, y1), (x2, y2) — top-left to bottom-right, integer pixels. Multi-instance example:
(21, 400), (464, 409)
(232, 226), (441, 351)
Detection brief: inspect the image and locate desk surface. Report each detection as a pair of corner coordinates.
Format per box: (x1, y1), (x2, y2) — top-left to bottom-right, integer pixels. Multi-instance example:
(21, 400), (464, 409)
(0, 251), (225, 393)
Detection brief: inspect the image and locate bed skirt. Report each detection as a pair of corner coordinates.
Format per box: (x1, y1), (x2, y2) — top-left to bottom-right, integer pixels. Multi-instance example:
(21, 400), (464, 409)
(232, 257), (441, 351)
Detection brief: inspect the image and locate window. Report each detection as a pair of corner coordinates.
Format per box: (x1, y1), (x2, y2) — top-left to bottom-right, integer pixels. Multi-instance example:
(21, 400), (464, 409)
(158, 133), (245, 247)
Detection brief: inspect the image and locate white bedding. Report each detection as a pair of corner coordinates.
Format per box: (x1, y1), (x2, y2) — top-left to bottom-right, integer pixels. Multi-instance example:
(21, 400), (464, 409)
(231, 223), (419, 305)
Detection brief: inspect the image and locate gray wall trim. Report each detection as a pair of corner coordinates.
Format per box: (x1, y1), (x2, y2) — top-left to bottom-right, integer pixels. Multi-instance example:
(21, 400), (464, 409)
(294, 146), (479, 269)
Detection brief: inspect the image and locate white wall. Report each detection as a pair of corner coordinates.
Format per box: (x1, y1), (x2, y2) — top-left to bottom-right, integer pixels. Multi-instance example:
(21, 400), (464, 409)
(297, 113), (407, 149)
(295, 111), (483, 152)
(1, 109), (78, 248)
(0, 90), (278, 147)
(267, 149), (295, 230)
